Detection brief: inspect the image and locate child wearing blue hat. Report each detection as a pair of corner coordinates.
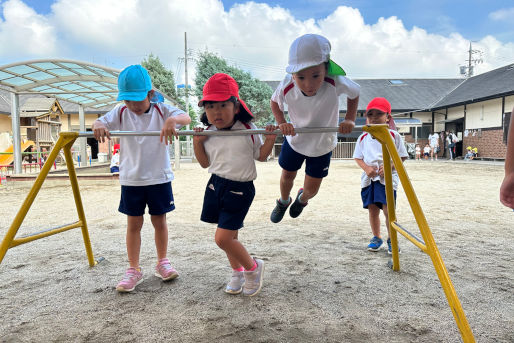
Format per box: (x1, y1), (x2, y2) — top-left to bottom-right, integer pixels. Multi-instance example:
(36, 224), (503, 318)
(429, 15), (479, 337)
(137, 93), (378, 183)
(270, 34), (360, 223)
(93, 65), (191, 292)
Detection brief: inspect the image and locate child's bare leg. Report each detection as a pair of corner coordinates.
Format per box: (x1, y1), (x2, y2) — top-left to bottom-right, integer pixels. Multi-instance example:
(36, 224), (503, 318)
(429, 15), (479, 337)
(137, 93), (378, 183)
(223, 231), (243, 269)
(301, 174), (322, 202)
(127, 215), (144, 268)
(215, 228), (254, 270)
(280, 169), (297, 201)
(382, 204), (390, 238)
(368, 204), (381, 237)
(151, 214), (168, 260)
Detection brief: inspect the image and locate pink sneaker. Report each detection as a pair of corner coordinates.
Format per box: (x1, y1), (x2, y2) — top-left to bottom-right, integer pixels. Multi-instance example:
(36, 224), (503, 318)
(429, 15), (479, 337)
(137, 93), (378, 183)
(116, 267), (143, 292)
(155, 258), (179, 281)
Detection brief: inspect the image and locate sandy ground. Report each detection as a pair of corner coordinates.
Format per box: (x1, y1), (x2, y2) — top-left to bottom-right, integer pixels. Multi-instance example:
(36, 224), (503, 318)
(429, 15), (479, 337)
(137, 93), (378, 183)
(0, 159), (513, 343)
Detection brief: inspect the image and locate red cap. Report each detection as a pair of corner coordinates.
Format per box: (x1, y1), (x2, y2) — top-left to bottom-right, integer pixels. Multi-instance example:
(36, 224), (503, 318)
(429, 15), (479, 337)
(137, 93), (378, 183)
(198, 73), (253, 117)
(366, 97), (391, 114)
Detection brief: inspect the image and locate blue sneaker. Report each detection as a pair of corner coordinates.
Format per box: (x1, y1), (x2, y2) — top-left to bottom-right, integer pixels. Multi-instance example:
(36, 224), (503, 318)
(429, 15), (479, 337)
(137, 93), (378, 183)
(367, 236), (383, 251)
(387, 238), (401, 255)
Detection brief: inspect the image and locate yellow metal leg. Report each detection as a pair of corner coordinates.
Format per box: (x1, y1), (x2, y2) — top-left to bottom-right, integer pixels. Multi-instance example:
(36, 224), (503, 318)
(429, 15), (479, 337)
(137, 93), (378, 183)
(0, 132), (97, 268)
(363, 124), (475, 343)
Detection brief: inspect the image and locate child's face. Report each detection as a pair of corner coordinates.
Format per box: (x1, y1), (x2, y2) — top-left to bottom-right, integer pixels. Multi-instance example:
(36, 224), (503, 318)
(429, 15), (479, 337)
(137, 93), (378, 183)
(124, 97), (151, 115)
(365, 109), (387, 124)
(204, 100), (238, 129)
(292, 63), (326, 96)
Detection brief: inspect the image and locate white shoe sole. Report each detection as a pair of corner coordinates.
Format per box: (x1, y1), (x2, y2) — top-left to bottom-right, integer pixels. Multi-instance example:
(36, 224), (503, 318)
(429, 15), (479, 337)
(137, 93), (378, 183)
(154, 272), (179, 281)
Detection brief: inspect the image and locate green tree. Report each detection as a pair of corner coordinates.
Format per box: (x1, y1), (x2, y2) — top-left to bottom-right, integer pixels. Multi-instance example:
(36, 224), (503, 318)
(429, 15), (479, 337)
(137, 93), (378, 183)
(194, 51), (274, 126)
(141, 54), (198, 131)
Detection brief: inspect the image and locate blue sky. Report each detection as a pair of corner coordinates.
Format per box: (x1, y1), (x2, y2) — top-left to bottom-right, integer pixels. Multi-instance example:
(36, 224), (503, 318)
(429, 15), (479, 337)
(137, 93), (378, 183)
(15, 0), (514, 42)
(1, 0), (513, 79)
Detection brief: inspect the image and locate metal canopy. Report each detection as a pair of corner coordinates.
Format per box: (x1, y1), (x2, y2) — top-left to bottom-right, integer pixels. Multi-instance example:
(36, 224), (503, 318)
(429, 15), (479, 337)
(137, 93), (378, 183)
(0, 59), (122, 108)
(0, 59), (173, 174)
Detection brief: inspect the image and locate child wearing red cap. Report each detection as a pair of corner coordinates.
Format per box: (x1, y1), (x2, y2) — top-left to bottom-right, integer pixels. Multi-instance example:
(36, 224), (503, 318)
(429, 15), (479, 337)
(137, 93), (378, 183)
(353, 97), (408, 253)
(193, 73), (277, 296)
(93, 65), (191, 292)
(270, 34), (360, 223)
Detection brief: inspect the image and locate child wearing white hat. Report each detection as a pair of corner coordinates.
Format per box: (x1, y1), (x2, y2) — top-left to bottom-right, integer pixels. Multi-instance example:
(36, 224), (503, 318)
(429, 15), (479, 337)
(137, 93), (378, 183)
(270, 34), (360, 223)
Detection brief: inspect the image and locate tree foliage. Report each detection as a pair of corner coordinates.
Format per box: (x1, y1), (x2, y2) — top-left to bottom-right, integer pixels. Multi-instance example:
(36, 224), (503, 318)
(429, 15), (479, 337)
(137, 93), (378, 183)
(194, 51), (274, 126)
(141, 54), (198, 130)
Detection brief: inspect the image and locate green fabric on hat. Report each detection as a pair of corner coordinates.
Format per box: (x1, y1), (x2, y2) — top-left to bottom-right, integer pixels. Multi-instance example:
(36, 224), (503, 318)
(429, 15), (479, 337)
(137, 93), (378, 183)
(327, 60), (346, 76)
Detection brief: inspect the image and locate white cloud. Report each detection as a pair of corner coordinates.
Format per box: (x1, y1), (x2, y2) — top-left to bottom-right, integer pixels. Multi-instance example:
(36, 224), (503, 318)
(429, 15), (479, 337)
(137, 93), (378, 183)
(0, 0), (57, 58)
(489, 7), (514, 21)
(0, 0), (513, 81)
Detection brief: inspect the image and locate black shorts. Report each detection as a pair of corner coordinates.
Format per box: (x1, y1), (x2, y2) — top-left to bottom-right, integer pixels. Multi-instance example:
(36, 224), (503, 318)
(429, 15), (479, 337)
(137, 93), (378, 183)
(119, 182), (174, 216)
(201, 174), (255, 230)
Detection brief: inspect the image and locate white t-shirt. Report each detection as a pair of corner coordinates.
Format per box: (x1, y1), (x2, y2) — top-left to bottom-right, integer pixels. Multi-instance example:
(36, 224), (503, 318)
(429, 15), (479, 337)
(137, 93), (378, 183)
(204, 121), (263, 182)
(96, 103), (185, 186)
(110, 153), (120, 168)
(271, 74), (360, 157)
(423, 146), (431, 154)
(353, 130), (408, 190)
(428, 133), (439, 147)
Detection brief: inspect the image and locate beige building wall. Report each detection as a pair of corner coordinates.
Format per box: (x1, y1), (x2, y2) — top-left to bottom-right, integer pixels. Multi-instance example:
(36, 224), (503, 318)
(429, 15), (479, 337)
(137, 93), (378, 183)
(0, 114), (11, 132)
(466, 99), (502, 129)
(505, 95), (514, 113)
(447, 106), (465, 121)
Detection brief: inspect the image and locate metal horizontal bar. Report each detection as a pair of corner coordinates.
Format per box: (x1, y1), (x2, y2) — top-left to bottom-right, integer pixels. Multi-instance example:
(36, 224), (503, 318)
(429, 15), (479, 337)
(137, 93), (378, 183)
(10, 221), (83, 248)
(390, 221), (428, 253)
(78, 126), (366, 138)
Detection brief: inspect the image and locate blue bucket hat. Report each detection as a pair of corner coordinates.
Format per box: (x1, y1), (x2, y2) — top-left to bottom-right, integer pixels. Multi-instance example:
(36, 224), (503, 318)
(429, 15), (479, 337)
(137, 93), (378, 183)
(117, 65), (152, 101)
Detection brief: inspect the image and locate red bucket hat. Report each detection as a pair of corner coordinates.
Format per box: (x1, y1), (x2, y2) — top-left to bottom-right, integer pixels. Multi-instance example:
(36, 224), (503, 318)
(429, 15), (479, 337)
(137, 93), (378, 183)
(198, 73), (253, 117)
(366, 97), (391, 114)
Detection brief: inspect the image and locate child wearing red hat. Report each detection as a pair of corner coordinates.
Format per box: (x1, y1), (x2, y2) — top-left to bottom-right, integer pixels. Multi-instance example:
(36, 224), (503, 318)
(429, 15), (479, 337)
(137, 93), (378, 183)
(193, 73), (277, 296)
(270, 34), (360, 223)
(353, 97), (408, 253)
(92, 65), (191, 292)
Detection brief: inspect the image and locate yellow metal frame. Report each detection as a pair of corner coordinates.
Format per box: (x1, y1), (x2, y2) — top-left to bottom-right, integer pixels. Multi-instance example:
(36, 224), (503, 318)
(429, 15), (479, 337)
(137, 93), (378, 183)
(0, 132), (97, 267)
(364, 124), (475, 343)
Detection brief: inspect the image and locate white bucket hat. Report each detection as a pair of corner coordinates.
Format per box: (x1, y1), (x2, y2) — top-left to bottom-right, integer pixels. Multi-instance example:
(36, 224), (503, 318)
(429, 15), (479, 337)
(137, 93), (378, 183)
(286, 34), (346, 76)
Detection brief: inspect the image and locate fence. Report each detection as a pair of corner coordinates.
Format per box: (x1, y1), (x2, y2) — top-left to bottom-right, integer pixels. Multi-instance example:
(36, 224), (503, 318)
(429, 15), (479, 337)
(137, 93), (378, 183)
(169, 141), (357, 161)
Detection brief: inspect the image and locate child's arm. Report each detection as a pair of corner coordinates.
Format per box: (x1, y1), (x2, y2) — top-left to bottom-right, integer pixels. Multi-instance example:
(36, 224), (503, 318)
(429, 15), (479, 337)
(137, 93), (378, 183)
(500, 109), (514, 208)
(257, 125), (278, 162)
(192, 127), (210, 168)
(161, 113), (191, 145)
(339, 96), (359, 134)
(271, 100), (295, 136)
(355, 158), (378, 178)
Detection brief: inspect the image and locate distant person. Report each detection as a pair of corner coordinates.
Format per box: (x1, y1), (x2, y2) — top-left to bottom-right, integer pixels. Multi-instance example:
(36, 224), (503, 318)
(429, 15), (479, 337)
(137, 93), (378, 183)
(446, 131), (458, 160)
(415, 144), (421, 161)
(353, 98), (408, 253)
(428, 131), (440, 160)
(500, 108), (514, 208)
(193, 73), (277, 296)
(110, 148), (120, 173)
(269, 33), (360, 223)
(464, 146), (474, 160)
(92, 65), (191, 292)
(423, 144), (431, 160)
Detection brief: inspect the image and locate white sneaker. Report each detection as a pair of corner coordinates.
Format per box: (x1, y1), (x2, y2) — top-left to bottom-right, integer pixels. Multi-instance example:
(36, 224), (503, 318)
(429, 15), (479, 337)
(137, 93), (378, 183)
(225, 270), (245, 294)
(243, 259), (264, 296)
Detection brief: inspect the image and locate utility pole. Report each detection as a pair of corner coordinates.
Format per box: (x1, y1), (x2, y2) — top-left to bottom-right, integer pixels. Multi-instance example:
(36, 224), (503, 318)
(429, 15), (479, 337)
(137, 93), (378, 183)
(460, 42), (483, 78)
(184, 32), (191, 157)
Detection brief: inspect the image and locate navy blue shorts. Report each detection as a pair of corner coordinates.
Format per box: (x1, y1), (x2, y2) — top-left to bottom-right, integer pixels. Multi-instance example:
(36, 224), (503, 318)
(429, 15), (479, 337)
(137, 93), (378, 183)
(278, 139), (332, 178)
(119, 182), (175, 216)
(361, 181), (396, 209)
(200, 174), (255, 230)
